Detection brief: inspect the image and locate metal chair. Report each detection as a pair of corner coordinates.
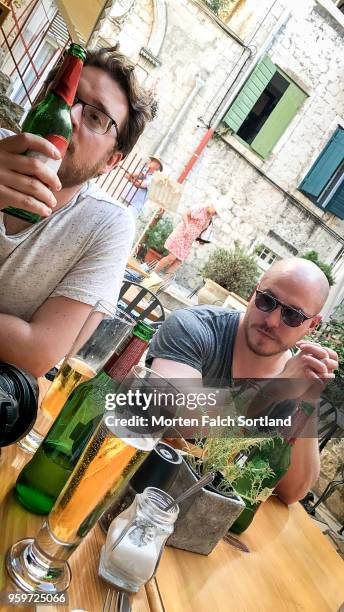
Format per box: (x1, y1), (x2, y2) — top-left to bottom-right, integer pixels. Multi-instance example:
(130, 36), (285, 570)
(118, 280), (165, 325)
(310, 464), (344, 514)
(155, 273), (176, 296)
(318, 397), (339, 452)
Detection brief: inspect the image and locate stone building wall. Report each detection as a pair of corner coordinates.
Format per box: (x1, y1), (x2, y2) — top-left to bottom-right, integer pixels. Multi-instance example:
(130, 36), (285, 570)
(0, 71), (23, 132)
(95, 0), (344, 290)
(314, 439), (344, 523)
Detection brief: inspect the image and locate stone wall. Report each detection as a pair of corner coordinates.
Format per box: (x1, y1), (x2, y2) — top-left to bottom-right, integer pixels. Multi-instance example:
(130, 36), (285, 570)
(0, 71), (23, 132)
(314, 439), (344, 523)
(92, 0), (344, 291)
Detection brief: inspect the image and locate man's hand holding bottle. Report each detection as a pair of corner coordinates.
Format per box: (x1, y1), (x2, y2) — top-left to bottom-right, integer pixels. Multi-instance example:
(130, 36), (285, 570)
(0, 133), (62, 218)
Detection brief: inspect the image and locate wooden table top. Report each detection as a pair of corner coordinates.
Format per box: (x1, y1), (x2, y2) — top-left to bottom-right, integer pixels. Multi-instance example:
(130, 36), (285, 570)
(1, 444), (344, 612)
(152, 497), (344, 612)
(127, 257), (150, 279)
(0, 445), (151, 612)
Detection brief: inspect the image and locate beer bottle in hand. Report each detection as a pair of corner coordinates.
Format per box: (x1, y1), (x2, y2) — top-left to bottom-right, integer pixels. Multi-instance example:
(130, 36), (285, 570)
(15, 321), (155, 514)
(229, 402), (314, 534)
(4, 43), (86, 223)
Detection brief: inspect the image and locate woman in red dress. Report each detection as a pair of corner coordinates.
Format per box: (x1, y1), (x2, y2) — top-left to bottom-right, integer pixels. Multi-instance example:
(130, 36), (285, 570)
(154, 204), (217, 275)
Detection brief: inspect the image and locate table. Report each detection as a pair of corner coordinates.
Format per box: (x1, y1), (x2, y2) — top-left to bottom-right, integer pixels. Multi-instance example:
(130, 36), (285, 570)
(1, 446), (344, 612)
(127, 256), (150, 279)
(0, 445), (151, 612)
(151, 498), (344, 612)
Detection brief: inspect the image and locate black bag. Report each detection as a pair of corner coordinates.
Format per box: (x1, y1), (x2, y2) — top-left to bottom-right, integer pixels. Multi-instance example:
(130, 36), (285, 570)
(196, 218), (213, 244)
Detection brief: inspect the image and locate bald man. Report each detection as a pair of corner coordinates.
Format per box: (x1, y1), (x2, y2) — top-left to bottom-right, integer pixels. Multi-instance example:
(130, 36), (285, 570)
(146, 257), (338, 505)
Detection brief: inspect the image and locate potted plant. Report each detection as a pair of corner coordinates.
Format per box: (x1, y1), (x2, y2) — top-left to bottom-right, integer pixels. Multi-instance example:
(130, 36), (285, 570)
(139, 218), (173, 264)
(198, 246), (259, 306)
(167, 435), (276, 555)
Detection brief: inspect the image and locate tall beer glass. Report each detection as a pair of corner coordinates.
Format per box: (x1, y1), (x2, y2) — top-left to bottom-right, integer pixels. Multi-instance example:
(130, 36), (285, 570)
(7, 366), (178, 594)
(19, 301), (135, 454)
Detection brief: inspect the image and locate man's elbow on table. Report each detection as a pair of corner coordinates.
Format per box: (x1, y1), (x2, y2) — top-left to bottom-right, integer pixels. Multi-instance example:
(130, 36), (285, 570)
(0, 298), (93, 379)
(274, 461), (320, 505)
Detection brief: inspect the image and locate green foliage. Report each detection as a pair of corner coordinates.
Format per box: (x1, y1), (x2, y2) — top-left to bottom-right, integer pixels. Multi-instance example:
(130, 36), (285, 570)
(142, 218), (173, 256)
(201, 0), (236, 19)
(188, 437), (276, 503)
(201, 246), (259, 299)
(301, 250), (335, 286)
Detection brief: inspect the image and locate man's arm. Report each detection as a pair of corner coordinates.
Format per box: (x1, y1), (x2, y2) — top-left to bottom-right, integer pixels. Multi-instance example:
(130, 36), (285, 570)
(0, 133), (61, 216)
(124, 171), (148, 189)
(274, 342), (338, 504)
(150, 357), (202, 379)
(274, 437), (320, 505)
(0, 296), (92, 377)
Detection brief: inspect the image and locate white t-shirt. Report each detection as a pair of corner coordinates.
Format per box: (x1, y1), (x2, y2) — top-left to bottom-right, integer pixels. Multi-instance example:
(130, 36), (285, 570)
(0, 129), (135, 321)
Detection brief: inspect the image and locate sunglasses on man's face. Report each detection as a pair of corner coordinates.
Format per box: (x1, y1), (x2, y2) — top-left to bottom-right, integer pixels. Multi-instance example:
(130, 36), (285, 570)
(254, 289), (314, 328)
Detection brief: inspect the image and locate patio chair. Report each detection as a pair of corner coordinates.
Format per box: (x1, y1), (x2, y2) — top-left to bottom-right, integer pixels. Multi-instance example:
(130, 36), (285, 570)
(300, 398), (339, 513)
(318, 398), (339, 452)
(118, 280), (165, 326)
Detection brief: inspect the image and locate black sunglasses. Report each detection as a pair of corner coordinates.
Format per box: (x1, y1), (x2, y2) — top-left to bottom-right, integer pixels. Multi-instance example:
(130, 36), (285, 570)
(255, 289), (314, 327)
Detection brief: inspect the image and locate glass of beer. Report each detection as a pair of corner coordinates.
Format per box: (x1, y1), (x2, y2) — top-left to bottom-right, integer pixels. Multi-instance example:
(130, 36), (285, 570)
(7, 365), (178, 594)
(18, 301), (135, 454)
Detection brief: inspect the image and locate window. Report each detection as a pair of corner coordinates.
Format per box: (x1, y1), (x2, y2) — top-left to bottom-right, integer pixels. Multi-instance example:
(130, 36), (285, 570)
(256, 246), (278, 270)
(223, 55), (307, 159)
(299, 127), (344, 220)
(334, 0), (344, 14)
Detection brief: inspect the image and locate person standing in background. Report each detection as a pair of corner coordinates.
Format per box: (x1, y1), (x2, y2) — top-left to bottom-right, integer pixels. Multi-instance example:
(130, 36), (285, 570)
(154, 204), (218, 276)
(122, 155), (163, 217)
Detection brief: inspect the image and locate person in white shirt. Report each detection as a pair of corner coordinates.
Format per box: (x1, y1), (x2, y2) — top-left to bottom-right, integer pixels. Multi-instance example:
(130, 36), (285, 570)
(0, 45), (153, 377)
(122, 156), (163, 217)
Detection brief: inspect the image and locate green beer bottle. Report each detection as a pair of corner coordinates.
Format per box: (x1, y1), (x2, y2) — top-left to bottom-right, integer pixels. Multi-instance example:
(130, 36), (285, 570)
(15, 321), (155, 514)
(230, 402), (314, 534)
(229, 436), (292, 534)
(4, 43), (86, 223)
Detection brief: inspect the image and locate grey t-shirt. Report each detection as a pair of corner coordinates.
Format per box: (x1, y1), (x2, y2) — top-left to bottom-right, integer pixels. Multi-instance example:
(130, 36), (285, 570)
(0, 129), (135, 321)
(146, 305), (241, 386)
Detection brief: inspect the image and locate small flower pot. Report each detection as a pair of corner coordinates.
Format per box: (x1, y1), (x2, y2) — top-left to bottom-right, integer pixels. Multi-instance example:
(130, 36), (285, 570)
(144, 248), (163, 264)
(167, 458), (245, 555)
(197, 278), (230, 306)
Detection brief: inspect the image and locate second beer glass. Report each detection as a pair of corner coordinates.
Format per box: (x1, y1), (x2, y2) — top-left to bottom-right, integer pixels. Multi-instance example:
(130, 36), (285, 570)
(19, 301), (135, 454)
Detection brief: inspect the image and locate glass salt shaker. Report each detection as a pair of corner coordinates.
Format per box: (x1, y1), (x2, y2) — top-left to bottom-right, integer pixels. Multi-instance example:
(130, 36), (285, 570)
(98, 487), (179, 592)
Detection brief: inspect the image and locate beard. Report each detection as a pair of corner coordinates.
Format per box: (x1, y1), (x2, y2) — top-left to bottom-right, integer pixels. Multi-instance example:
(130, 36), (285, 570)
(57, 141), (113, 188)
(244, 321), (289, 357)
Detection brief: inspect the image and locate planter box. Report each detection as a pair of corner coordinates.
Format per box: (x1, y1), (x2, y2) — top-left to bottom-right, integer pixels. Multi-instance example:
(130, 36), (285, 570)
(144, 248), (163, 264)
(197, 278), (230, 307)
(167, 458), (245, 555)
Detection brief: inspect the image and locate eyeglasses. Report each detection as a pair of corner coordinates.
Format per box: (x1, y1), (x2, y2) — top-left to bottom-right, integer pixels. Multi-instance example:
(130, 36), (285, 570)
(72, 95), (121, 146)
(254, 289), (314, 327)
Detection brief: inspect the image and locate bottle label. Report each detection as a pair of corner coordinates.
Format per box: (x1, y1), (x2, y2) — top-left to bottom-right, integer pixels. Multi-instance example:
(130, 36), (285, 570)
(26, 134), (68, 173)
(26, 150), (62, 173)
(51, 55), (84, 107)
(45, 133), (69, 156)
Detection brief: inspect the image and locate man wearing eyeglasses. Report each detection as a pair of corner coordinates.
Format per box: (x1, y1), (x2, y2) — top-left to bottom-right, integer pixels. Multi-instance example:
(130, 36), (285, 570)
(0, 46), (152, 377)
(147, 257), (339, 505)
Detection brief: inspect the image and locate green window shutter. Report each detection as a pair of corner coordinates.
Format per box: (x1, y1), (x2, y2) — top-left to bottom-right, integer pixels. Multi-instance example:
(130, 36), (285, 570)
(223, 55), (276, 133)
(250, 82), (307, 159)
(299, 128), (344, 199)
(326, 177), (344, 220)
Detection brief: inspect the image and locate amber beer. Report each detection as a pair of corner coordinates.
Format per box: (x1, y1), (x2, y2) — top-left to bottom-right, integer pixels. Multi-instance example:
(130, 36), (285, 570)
(49, 421), (152, 543)
(41, 357), (96, 421)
